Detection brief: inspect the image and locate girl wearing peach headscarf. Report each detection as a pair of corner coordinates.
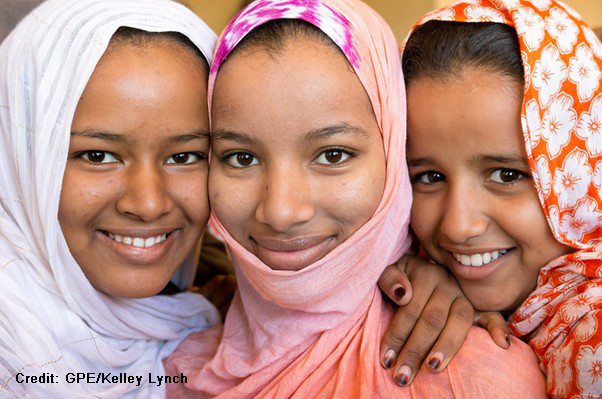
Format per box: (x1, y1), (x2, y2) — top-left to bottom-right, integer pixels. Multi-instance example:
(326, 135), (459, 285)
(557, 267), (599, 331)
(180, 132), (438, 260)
(165, 0), (546, 397)
(403, 0), (602, 397)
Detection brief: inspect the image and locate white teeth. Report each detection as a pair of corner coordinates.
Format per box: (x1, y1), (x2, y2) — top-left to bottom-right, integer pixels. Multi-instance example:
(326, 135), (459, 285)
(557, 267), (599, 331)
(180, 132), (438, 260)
(483, 252), (491, 264)
(106, 232), (168, 248)
(452, 249), (511, 267)
(470, 254), (483, 266)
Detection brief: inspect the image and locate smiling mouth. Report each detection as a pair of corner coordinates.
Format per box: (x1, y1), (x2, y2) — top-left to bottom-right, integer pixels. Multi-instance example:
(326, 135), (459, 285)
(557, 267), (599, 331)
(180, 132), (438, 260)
(451, 248), (514, 267)
(100, 231), (174, 248)
(251, 235), (335, 271)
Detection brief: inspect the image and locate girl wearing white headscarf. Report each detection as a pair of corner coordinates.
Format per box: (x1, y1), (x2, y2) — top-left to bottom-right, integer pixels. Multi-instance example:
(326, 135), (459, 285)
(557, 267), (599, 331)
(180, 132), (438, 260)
(0, 0), (219, 397)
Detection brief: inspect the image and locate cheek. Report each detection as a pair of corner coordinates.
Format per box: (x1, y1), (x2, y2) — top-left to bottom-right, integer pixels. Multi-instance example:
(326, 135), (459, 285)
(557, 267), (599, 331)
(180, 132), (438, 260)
(208, 171), (255, 236)
(323, 160), (385, 228)
(171, 170), (211, 226)
(489, 187), (573, 275)
(507, 193), (566, 261)
(58, 167), (117, 229)
(497, 189), (546, 240)
(410, 195), (436, 245)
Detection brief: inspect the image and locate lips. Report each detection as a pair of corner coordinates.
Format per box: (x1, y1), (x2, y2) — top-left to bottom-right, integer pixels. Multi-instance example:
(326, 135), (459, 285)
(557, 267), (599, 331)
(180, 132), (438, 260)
(252, 235), (336, 271)
(451, 248), (511, 267)
(98, 229), (178, 265)
(444, 247), (515, 281)
(105, 232), (169, 248)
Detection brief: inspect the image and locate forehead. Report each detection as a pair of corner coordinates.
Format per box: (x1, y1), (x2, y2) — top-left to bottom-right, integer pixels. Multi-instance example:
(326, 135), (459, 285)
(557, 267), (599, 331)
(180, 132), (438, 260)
(72, 41), (209, 138)
(212, 38), (373, 133)
(407, 70), (525, 157)
(82, 40), (208, 98)
(102, 37), (207, 72)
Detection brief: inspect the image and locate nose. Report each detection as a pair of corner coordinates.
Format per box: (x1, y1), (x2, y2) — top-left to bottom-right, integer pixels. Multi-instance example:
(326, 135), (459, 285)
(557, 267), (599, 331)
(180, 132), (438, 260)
(254, 164), (315, 233)
(116, 163), (173, 222)
(439, 181), (488, 244)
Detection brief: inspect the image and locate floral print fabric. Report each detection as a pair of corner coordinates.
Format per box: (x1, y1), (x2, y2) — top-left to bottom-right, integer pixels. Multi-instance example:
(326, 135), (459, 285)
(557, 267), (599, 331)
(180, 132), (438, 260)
(417, 0), (602, 397)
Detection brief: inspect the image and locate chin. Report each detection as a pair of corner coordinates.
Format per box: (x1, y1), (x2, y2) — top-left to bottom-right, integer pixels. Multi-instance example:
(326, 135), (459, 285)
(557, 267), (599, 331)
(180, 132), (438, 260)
(465, 290), (514, 313)
(111, 287), (165, 298)
(94, 278), (172, 299)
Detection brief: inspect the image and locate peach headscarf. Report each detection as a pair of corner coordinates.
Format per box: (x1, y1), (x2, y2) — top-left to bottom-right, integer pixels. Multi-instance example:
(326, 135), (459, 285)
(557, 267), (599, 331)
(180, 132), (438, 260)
(166, 0), (547, 397)
(411, 1), (602, 397)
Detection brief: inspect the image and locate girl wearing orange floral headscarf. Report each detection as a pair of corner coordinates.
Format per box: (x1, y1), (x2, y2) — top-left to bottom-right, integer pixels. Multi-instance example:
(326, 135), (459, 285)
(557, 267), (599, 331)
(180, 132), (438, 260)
(404, 0), (602, 397)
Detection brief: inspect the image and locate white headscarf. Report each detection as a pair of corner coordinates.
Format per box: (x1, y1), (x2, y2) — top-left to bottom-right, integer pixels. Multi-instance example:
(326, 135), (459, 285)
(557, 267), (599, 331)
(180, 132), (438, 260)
(0, 0), (219, 397)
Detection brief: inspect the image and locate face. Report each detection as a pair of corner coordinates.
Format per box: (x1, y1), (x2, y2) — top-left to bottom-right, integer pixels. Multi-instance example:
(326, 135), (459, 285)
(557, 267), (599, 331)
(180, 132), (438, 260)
(210, 37), (386, 271)
(59, 40), (210, 298)
(407, 69), (572, 312)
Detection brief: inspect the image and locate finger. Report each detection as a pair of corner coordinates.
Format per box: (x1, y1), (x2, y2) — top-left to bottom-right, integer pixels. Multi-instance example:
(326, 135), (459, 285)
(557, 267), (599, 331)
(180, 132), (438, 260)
(392, 289), (454, 385)
(422, 296), (474, 373)
(474, 311), (510, 349)
(380, 274), (438, 369)
(378, 261), (413, 306)
(380, 305), (417, 369)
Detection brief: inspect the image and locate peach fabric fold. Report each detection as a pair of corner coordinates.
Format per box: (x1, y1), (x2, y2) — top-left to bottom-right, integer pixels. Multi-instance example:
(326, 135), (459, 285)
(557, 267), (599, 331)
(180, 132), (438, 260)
(166, 0), (547, 397)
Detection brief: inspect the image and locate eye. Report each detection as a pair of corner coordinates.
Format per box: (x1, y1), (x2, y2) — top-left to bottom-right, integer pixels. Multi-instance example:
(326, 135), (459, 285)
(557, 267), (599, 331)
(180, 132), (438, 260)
(165, 152), (204, 165)
(223, 152), (259, 168)
(489, 169), (525, 184)
(80, 151), (118, 163)
(314, 149), (353, 165)
(412, 171), (446, 184)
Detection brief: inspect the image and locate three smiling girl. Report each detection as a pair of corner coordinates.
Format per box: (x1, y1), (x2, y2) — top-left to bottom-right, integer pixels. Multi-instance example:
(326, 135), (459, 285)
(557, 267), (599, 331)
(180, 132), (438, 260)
(1, 0), (600, 397)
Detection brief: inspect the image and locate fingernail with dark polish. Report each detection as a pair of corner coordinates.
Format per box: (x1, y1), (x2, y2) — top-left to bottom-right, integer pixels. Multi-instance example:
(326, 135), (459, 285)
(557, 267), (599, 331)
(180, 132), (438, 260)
(383, 349), (395, 369)
(428, 352), (444, 370)
(395, 365), (412, 386)
(392, 285), (406, 303)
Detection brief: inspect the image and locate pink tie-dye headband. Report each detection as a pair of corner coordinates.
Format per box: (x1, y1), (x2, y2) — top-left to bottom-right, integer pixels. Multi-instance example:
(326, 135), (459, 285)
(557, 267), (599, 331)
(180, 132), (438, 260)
(210, 0), (360, 77)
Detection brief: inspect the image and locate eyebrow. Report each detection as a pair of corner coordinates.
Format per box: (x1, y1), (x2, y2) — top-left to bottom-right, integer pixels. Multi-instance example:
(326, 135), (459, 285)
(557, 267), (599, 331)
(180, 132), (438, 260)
(407, 153), (529, 168)
(211, 123), (368, 145)
(167, 130), (210, 143)
(71, 129), (209, 144)
(407, 156), (434, 168)
(211, 128), (254, 144)
(304, 123), (369, 142)
(471, 153), (529, 166)
(71, 129), (127, 143)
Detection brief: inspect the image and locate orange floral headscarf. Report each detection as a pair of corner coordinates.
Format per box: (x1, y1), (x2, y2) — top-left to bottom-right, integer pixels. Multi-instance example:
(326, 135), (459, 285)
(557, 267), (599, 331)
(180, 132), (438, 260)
(413, 1), (602, 397)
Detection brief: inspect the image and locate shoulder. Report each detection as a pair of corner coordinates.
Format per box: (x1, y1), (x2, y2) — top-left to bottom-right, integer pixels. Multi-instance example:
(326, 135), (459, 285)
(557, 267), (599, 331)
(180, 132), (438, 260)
(448, 327), (547, 398)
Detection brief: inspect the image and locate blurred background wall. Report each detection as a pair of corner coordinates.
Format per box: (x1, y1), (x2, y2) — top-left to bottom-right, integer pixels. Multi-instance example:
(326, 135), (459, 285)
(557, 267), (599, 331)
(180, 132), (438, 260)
(182, 0), (602, 41)
(1, 0), (601, 44)
(0, 0), (44, 41)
